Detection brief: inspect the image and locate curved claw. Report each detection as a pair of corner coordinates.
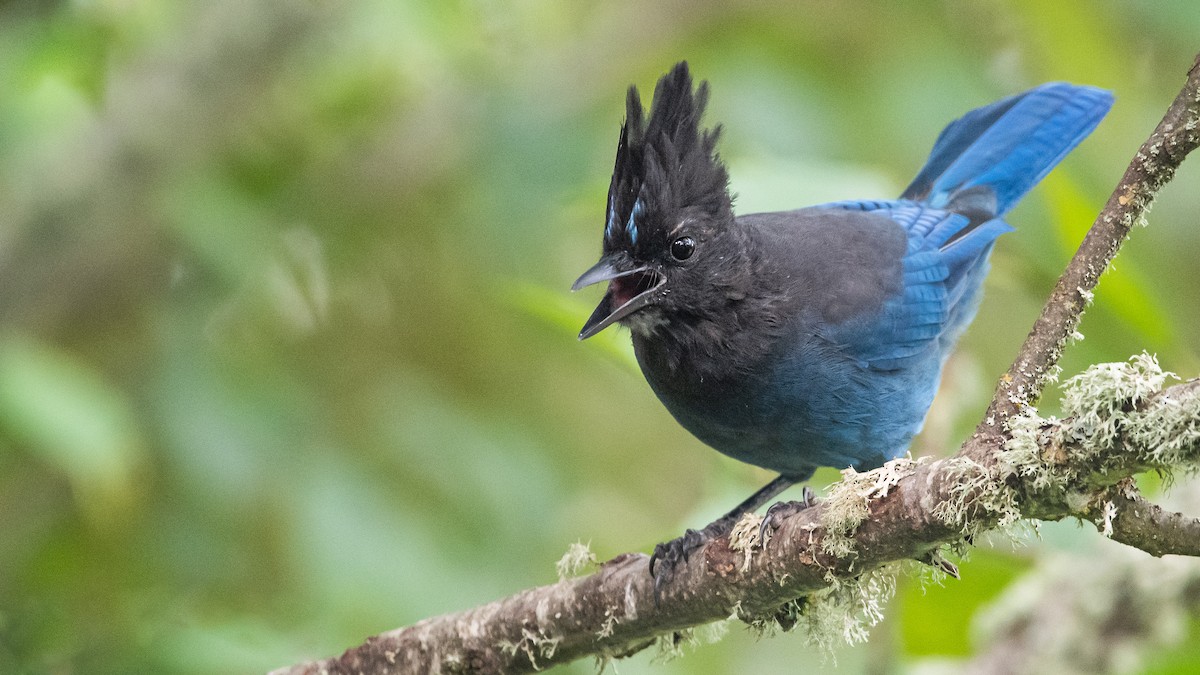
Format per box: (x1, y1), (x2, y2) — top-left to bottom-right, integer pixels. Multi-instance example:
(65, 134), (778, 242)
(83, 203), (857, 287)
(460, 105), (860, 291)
(649, 528), (704, 589)
(649, 519), (737, 598)
(648, 528), (699, 577)
(757, 486), (817, 549)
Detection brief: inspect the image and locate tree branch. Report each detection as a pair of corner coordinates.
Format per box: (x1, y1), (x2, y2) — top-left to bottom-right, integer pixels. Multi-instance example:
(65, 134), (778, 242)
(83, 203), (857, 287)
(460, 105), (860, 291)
(1087, 485), (1200, 557)
(271, 54), (1200, 675)
(982, 52), (1200, 431)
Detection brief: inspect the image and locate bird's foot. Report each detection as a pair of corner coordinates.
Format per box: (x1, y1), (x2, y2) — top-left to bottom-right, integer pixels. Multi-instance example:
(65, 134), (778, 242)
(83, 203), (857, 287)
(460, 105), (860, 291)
(649, 516), (737, 597)
(757, 486), (817, 548)
(648, 477), (813, 597)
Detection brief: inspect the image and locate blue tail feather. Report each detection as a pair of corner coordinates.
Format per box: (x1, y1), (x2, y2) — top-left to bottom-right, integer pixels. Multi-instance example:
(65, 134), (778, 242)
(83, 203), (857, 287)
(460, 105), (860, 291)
(901, 83), (1113, 216)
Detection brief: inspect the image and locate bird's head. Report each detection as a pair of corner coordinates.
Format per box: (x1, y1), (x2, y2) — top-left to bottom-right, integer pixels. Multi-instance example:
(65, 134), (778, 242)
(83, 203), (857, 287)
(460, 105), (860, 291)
(573, 62), (736, 340)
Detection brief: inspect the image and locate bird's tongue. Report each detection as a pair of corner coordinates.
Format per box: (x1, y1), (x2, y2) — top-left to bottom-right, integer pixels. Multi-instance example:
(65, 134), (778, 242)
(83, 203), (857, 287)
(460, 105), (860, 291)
(610, 271), (658, 308)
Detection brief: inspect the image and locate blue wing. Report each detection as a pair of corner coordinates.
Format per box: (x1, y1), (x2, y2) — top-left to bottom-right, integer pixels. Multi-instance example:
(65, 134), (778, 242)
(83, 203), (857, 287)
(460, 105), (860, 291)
(817, 83), (1111, 370)
(819, 199), (1012, 370)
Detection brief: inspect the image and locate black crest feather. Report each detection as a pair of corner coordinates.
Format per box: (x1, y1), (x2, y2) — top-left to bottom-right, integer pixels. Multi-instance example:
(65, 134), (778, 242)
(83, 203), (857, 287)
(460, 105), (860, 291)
(604, 62), (731, 252)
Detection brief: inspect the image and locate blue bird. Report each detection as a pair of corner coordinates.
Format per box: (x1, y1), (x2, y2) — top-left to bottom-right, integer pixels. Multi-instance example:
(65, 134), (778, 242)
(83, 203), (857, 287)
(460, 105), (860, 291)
(573, 62), (1112, 579)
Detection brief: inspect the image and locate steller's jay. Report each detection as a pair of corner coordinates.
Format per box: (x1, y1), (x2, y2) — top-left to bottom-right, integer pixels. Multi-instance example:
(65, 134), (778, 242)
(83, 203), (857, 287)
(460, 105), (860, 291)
(573, 62), (1112, 582)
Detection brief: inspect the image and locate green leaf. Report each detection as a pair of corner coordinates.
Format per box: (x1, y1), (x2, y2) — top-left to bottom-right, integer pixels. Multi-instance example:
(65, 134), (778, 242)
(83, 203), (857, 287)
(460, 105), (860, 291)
(0, 337), (143, 520)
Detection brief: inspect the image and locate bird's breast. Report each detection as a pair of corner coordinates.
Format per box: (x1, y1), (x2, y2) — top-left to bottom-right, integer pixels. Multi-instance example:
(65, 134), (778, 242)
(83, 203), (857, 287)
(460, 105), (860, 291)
(632, 324), (936, 475)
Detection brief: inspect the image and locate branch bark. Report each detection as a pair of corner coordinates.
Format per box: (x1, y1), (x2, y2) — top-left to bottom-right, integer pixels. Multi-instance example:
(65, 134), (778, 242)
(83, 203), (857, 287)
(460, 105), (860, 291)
(271, 54), (1200, 675)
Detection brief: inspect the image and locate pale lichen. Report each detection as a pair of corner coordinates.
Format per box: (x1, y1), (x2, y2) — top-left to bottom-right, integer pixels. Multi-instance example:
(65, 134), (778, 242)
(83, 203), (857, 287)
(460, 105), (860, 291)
(820, 456), (922, 558)
(1124, 382), (1200, 468)
(647, 616), (734, 664)
(555, 541), (597, 580)
(596, 607), (619, 639)
(1098, 499), (1117, 537)
(1003, 410), (1068, 496)
(910, 551), (955, 592)
(1077, 286), (1095, 305)
(740, 598), (801, 639)
(1059, 352), (1175, 459)
(932, 455), (1021, 536)
(649, 629), (695, 664)
(748, 566), (902, 660)
(800, 566), (898, 659)
(497, 627), (561, 670)
(727, 511), (765, 571)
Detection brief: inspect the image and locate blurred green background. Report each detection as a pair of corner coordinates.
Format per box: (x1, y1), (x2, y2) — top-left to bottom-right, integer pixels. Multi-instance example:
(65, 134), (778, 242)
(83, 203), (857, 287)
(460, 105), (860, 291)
(1, 1), (1198, 673)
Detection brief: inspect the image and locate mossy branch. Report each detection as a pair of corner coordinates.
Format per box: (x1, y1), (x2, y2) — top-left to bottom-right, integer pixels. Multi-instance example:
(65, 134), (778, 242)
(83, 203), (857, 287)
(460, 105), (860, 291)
(271, 54), (1200, 675)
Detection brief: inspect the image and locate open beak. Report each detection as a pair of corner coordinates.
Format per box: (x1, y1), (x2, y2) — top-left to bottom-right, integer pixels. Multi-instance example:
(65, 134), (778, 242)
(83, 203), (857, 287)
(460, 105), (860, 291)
(571, 256), (664, 340)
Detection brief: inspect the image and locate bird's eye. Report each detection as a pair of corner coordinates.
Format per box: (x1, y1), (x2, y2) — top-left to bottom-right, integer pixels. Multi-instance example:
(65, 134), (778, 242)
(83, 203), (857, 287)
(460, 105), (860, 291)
(670, 236), (695, 261)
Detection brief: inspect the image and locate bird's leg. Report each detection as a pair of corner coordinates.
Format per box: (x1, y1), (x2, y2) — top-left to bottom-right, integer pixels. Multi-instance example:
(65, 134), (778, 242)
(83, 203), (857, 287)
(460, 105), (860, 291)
(649, 474), (800, 592)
